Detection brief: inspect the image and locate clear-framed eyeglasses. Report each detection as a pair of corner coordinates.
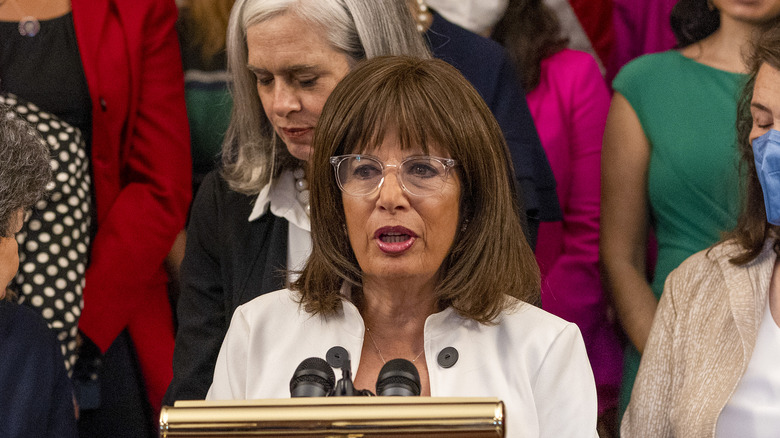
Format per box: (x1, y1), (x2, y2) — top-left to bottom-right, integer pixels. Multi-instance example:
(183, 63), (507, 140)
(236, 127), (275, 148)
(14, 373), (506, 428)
(329, 154), (458, 197)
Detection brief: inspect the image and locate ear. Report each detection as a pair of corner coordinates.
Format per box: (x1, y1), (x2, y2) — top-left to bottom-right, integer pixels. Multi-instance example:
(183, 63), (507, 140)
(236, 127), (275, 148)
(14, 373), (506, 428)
(12, 209), (25, 234)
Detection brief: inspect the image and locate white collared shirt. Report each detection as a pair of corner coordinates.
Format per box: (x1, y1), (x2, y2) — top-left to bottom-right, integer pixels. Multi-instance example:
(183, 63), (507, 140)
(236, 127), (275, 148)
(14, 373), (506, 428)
(248, 170), (311, 283)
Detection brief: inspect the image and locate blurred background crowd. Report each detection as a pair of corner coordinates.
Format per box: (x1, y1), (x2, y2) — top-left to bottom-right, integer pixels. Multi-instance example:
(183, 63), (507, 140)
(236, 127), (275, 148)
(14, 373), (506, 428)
(1, 0), (778, 437)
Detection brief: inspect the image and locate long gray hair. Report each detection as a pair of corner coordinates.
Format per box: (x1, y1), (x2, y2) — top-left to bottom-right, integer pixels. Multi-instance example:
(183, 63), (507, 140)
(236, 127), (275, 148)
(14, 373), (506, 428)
(221, 0), (431, 194)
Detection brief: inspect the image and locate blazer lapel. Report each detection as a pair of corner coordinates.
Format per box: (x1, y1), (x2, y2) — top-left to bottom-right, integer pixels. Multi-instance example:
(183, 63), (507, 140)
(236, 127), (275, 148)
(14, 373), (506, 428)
(70, 0), (109, 87)
(721, 241), (774, 365)
(236, 213), (289, 307)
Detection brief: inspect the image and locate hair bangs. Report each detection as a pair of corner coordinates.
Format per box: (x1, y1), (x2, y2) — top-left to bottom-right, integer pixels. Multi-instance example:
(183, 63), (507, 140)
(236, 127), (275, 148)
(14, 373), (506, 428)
(337, 65), (464, 159)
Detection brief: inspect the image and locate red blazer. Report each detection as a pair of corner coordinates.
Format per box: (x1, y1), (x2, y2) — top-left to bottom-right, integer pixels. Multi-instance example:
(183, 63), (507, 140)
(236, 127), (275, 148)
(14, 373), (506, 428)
(71, 0), (191, 409)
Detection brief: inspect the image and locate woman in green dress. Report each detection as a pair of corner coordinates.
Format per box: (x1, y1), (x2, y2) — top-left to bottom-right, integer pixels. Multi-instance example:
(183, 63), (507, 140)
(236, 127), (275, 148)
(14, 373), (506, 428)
(600, 0), (780, 417)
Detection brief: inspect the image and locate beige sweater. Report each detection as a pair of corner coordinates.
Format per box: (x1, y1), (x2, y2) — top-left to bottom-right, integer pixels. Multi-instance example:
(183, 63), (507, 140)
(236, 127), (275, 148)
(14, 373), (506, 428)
(621, 240), (776, 438)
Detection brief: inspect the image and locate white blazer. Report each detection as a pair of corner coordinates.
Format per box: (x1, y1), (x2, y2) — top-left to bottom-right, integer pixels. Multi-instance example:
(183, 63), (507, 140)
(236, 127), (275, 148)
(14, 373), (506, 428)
(208, 288), (598, 438)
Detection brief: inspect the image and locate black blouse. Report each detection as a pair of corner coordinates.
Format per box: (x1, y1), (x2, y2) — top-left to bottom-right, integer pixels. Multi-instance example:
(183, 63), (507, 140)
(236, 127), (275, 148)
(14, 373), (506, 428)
(0, 12), (92, 146)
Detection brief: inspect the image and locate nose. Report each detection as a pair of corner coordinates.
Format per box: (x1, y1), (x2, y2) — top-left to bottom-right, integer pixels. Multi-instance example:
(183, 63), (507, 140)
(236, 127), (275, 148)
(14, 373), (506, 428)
(375, 170), (409, 213)
(270, 81), (301, 117)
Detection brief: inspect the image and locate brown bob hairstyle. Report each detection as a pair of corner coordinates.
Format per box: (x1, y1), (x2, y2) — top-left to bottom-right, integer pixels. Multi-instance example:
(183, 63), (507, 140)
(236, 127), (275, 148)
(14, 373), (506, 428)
(292, 56), (540, 323)
(726, 23), (780, 265)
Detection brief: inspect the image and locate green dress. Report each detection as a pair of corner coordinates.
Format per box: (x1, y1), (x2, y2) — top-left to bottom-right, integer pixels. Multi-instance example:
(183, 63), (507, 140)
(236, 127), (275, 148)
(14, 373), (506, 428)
(612, 50), (745, 416)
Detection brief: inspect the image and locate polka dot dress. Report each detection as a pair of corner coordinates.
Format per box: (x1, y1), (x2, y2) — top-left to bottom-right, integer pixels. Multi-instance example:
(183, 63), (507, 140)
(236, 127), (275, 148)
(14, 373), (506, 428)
(1, 93), (91, 376)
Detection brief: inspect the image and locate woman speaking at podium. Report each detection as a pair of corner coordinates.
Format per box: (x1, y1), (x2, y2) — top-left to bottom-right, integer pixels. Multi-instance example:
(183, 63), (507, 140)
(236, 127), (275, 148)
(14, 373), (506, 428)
(207, 56), (598, 438)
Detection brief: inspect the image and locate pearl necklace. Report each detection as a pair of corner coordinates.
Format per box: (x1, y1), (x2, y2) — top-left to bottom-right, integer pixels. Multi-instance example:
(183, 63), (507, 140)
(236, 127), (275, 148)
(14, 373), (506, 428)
(414, 0), (431, 33)
(365, 326), (424, 364)
(293, 168), (310, 216)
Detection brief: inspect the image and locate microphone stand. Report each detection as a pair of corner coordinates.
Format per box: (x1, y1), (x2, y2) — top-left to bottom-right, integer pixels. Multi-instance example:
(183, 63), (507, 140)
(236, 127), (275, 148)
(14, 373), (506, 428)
(326, 346), (374, 396)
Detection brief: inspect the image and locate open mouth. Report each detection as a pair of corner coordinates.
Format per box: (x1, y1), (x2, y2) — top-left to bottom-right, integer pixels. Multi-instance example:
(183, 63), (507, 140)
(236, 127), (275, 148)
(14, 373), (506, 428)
(380, 232), (412, 243)
(375, 227), (417, 254)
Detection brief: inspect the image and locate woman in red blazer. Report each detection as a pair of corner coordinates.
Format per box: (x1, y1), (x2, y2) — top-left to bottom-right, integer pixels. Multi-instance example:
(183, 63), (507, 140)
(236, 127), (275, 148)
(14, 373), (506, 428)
(0, 0), (191, 428)
(71, 0), (191, 413)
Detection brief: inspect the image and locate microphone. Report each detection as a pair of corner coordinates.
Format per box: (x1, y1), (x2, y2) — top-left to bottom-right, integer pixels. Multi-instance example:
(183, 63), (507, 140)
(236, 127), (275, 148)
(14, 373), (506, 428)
(290, 357), (336, 397)
(376, 358), (421, 396)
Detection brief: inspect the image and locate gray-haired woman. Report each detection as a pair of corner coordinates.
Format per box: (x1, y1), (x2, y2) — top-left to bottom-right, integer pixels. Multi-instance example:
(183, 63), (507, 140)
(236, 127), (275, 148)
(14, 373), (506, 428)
(164, 0), (431, 404)
(1, 111), (77, 437)
(0, 113), (51, 298)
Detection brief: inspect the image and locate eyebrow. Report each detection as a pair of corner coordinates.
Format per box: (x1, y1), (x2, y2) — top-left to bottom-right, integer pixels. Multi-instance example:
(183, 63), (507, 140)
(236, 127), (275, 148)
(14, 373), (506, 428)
(751, 102), (772, 113)
(246, 64), (320, 76)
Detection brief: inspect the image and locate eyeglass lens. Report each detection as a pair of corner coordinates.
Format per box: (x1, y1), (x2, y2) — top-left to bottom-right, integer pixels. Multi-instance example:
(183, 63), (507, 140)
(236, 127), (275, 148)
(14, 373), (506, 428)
(335, 156), (450, 196)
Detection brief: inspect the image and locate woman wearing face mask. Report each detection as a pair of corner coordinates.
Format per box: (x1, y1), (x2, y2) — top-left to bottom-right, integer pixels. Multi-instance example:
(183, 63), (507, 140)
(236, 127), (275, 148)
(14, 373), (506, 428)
(164, 0), (430, 405)
(601, 0), (780, 416)
(621, 23), (780, 437)
(423, 0), (507, 37)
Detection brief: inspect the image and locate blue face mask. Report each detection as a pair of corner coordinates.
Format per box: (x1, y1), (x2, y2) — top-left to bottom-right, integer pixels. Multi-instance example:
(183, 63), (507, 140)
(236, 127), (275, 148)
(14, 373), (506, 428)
(753, 129), (780, 225)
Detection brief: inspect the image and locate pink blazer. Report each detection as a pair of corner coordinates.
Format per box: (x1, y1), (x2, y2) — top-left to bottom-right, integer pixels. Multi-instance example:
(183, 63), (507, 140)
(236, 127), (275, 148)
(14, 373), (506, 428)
(526, 49), (621, 414)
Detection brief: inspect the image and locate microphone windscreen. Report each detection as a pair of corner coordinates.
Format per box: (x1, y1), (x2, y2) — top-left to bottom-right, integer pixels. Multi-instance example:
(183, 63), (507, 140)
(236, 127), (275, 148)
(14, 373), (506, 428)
(376, 358), (421, 396)
(290, 357), (336, 397)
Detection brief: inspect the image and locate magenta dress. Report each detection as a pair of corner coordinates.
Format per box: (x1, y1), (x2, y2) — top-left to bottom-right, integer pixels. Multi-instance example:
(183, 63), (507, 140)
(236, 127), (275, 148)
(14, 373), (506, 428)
(609, 0), (677, 82)
(526, 48), (622, 415)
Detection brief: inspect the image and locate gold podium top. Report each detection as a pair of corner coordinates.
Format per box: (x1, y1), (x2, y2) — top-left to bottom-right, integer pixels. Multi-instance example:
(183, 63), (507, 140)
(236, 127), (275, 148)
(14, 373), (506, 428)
(160, 396), (504, 437)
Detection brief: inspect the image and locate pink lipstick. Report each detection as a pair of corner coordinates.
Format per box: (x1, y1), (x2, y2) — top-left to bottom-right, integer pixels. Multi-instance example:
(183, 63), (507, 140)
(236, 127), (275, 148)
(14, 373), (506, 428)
(374, 226), (417, 254)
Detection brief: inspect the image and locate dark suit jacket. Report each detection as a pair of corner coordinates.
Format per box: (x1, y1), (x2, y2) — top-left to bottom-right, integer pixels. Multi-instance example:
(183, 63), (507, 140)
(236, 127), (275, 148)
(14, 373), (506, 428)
(0, 301), (77, 437)
(427, 10), (562, 245)
(165, 171), (289, 403)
